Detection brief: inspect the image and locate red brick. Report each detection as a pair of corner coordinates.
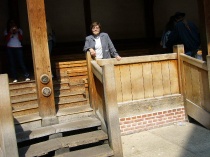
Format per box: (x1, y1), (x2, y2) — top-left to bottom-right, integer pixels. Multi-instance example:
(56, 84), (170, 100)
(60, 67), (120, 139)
(134, 118), (143, 122)
(120, 118), (125, 121)
(132, 116), (137, 119)
(153, 113), (157, 116)
(142, 115), (147, 118)
(126, 117), (131, 120)
(137, 115), (142, 118)
(158, 112), (163, 115)
(124, 120), (133, 124)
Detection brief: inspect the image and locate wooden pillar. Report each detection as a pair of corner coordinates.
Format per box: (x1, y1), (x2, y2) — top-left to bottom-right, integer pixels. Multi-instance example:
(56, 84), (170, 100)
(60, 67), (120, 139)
(102, 64), (123, 157)
(143, 0), (155, 44)
(174, 45), (185, 95)
(83, 0), (92, 35)
(0, 74), (18, 157)
(26, 0), (57, 126)
(197, 0), (210, 60)
(8, 0), (20, 25)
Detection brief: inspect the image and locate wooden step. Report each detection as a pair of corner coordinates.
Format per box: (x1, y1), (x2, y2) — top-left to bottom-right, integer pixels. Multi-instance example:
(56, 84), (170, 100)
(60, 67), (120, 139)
(16, 116), (101, 143)
(57, 100), (88, 110)
(12, 99), (38, 110)
(11, 95), (37, 104)
(11, 93), (37, 103)
(18, 130), (108, 157)
(54, 90), (85, 98)
(9, 81), (36, 90)
(10, 87), (36, 96)
(57, 104), (92, 117)
(55, 144), (114, 157)
(56, 97), (87, 105)
(14, 113), (41, 125)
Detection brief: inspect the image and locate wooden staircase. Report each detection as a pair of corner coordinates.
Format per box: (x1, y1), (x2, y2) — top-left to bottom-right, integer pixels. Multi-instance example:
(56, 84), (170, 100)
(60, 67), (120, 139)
(7, 59), (115, 156)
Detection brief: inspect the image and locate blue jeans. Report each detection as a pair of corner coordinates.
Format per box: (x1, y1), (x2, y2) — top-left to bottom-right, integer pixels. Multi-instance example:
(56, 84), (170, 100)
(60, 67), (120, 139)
(7, 47), (29, 79)
(185, 50), (197, 58)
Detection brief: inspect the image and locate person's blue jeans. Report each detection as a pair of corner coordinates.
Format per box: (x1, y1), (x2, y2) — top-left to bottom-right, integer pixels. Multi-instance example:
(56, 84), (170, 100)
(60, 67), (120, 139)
(7, 47), (29, 79)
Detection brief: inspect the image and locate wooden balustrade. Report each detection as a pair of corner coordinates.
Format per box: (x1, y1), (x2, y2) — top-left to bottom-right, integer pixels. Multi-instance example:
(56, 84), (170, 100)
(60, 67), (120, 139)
(0, 74), (18, 157)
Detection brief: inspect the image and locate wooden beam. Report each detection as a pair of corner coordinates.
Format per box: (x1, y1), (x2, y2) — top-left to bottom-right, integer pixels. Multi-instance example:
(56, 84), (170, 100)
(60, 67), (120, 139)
(102, 64), (123, 157)
(26, 0), (57, 126)
(91, 61), (103, 83)
(197, 0), (210, 60)
(0, 74), (18, 157)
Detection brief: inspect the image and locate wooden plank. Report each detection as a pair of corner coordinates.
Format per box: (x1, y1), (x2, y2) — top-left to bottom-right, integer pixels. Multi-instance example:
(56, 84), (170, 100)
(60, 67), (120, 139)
(152, 62), (164, 97)
(91, 61), (103, 83)
(199, 69), (210, 112)
(26, 0), (56, 122)
(168, 60), (179, 94)
(120, 65), (132, 102)
(186, 99), (210, 129)
(102, 64), (124, 157)
(161, 61), (171, 95)
(191, 66), (202, 106)
(115, 65), (123, 102)
(86, 52), (97, 111)
(142, 63), (153, 98)
(180, 54), (207, 71)
(0, 74), (19, 157)
(130, 63), (144, 100)
(97, 53), (178, 66)
(184, 62), (193, 100)
(55, 144), (113, 157)
(19, 130), (108, 157)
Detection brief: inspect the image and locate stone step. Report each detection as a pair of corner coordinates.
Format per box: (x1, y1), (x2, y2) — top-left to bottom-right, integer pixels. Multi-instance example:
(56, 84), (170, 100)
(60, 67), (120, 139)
(16, 116), (101, 143)
(55, 144), (114, 157)
(18, 130), (108, 157)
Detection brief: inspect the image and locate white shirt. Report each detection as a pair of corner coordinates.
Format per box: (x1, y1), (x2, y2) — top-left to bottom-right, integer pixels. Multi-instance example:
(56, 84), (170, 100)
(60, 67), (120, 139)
(4, 29), (23, 48)
(94, 36), (103, 59)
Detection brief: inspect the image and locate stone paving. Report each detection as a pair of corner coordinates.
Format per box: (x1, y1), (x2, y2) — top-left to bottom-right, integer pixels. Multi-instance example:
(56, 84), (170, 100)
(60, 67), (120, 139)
(122, 122), (210, 157)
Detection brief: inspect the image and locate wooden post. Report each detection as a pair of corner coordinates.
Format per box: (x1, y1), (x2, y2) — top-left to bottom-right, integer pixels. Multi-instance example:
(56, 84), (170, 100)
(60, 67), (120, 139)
(197, 0), (210, 60)
(0, 74), (18, 157)
(102, 64), (123, 157)
(26, 0), (57, 126)
(86, 52), (98, 112)
(174, 45), (185, 95)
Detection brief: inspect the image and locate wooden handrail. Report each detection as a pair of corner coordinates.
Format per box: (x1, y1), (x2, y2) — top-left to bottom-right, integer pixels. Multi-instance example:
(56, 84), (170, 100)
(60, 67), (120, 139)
(0, 74), (18, 157)
(96, 53), (177, 66)
(180, 53), (207, 71)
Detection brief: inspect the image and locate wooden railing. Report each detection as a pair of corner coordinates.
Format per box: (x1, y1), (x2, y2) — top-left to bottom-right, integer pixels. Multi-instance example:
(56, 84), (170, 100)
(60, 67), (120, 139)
(176, 45), (210, 128)
(96, 53), (180, 103)
(86, 52), (123, 157)
(0, 74), (18, 157)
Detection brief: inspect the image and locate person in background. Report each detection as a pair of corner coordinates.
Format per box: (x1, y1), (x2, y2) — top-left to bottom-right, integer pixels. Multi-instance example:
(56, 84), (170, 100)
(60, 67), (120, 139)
(166, 12), (200, 57)
(160, 15), (175, 50)
(4, 19), (30, 83)
(83, 21), (121, 61)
